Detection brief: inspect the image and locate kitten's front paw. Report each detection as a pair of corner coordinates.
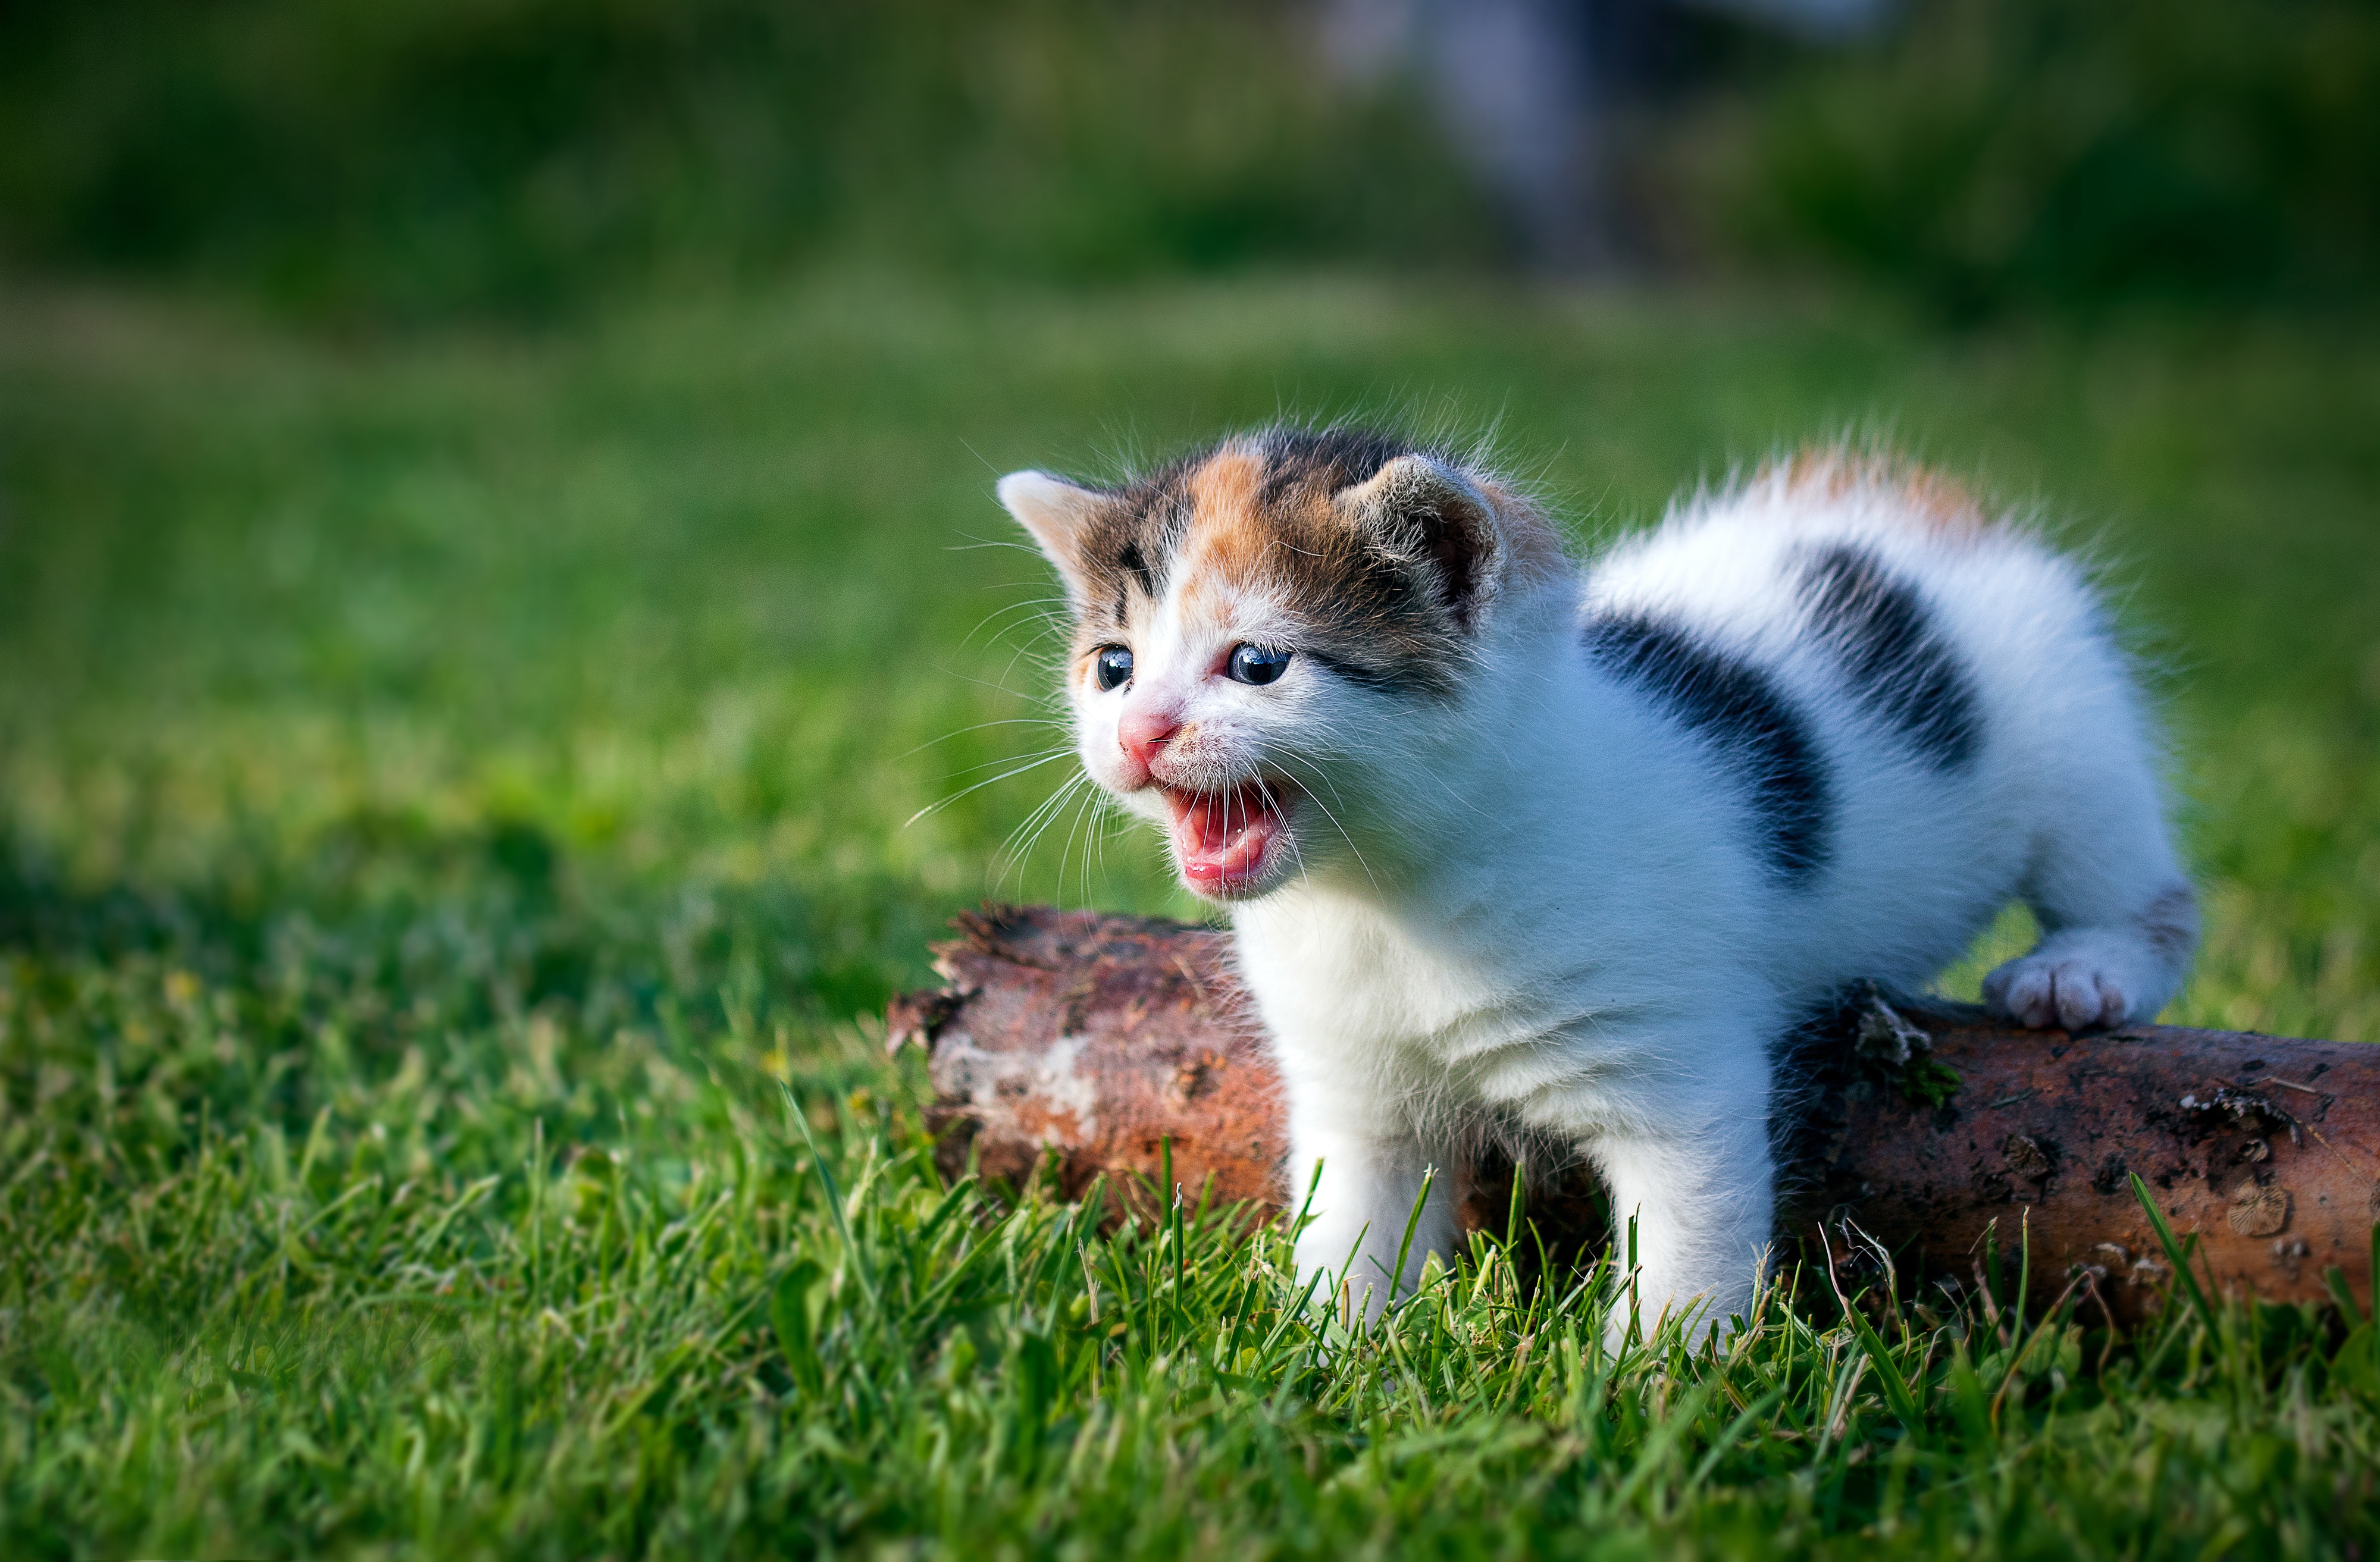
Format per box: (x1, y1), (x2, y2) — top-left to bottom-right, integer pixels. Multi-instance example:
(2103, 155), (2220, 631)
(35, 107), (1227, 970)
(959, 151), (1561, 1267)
(1982, 942), (2135, 1030)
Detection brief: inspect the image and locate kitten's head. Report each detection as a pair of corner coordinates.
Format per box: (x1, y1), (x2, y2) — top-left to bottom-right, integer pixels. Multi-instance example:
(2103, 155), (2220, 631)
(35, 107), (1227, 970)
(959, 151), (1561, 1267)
(1000, 426), (1566, 902)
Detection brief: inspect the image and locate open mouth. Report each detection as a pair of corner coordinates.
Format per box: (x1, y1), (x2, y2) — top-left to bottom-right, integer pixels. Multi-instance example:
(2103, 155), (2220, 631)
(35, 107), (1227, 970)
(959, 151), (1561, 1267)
(1160, 778), (1295, 897)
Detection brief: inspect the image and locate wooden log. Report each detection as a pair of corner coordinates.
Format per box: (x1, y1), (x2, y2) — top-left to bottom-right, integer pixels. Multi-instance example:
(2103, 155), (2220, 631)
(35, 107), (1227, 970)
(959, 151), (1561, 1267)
(889, 905), (2380, 1322)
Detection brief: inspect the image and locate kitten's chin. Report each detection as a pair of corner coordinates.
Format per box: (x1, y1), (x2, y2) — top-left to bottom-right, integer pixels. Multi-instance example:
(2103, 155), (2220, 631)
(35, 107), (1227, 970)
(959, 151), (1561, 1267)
(1158, 779), (1296, 901)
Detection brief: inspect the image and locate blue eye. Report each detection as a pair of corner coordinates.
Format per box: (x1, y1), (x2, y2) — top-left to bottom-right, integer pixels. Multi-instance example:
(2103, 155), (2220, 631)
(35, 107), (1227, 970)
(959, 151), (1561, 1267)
(1094, 645), (1133, 691)
(1227, 644), (1291, 686)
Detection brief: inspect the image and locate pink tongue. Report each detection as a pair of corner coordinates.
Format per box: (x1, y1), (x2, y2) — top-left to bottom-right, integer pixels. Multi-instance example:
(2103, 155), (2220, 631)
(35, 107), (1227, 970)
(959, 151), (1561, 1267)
(1169, 784), (1282, 889)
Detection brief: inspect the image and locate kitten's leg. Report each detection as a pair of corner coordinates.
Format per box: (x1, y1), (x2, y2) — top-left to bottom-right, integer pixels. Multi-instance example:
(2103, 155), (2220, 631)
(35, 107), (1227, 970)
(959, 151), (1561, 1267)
(1983, 738), (2197, 1030)
(1588, 1105), (1774, 1347)
(1285, 1091), (1458, 1324)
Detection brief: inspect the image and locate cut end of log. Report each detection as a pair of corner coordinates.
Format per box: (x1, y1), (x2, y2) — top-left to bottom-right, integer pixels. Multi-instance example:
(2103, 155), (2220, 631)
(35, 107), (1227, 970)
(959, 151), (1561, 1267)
(893, 905), (2377, 1323)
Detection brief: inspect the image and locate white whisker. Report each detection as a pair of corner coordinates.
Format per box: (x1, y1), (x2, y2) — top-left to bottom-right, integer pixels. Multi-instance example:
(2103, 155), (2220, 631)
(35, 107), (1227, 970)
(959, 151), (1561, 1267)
(897, 720), (1066, 760)
(905, 751), (1079, 827)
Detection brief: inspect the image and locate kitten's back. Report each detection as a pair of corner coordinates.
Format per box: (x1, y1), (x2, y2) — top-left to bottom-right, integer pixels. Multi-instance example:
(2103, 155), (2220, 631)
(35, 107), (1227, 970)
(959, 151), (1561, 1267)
(1580, 451), (2150, 997)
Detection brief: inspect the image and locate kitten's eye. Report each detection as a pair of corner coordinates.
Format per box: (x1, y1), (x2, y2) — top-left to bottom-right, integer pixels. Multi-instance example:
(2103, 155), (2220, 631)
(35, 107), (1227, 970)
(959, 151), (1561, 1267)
(1093, 645), (1133, 692)
(1227, 644), (1292, 686)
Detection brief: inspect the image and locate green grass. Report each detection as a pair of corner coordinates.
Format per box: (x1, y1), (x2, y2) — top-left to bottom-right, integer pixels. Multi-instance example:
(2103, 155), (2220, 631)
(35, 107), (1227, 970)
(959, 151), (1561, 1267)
(1, 272), (2376, 1557)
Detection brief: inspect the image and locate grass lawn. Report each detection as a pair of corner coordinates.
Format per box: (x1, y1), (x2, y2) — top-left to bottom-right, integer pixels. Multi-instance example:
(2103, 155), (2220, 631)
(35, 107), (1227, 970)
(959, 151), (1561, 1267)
(1, 272), (2376, 1557)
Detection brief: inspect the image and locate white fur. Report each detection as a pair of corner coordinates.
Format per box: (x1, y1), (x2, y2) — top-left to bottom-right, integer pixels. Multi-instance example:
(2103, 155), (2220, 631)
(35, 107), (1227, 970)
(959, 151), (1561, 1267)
(1006, 454), (2196, 1342)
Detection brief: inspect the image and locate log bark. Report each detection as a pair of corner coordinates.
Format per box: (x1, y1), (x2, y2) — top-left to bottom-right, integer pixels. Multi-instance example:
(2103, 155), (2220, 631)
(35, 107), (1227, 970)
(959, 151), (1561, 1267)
(889, 905), (2380, 1322)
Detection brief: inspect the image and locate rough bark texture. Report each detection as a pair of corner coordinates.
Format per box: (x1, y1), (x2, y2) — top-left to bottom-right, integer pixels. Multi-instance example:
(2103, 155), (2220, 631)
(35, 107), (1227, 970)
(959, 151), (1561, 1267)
(890, 905), (2380, 1322)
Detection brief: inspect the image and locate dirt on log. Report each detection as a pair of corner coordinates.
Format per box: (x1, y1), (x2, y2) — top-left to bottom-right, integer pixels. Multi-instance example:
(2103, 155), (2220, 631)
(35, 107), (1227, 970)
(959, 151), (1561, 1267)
(888, 905), (2380, 1323)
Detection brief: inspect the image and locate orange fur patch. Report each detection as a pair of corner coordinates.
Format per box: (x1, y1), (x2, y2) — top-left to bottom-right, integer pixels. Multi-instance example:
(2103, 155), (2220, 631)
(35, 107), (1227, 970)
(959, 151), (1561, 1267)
(1770, 448), (1989, 537)
(1179, 446), (1276, 592)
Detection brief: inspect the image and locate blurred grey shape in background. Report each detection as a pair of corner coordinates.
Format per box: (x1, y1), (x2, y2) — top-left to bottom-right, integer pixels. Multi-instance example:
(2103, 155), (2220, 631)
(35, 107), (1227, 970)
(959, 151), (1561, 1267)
(1321, 0), (1890, 268)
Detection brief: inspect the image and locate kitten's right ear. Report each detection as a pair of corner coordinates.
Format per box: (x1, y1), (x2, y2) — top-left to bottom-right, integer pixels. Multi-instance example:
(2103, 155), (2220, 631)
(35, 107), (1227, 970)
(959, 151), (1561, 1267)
(997, 470), (1108, 607)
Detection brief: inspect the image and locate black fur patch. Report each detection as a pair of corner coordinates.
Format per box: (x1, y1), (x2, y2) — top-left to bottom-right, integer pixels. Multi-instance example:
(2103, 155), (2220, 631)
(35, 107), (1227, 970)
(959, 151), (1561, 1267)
(1798, 545), (1982, 770)
(1254, 426), (1417, 505)
(1586, 615), (1831, 882)
(1116, 539), (1155, 597)
(1298, 647), (1410, 695)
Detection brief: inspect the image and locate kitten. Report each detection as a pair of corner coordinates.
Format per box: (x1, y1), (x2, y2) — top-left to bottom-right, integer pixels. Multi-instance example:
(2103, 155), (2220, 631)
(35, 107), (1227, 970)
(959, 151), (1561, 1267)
(997, 426), (2196, 1337)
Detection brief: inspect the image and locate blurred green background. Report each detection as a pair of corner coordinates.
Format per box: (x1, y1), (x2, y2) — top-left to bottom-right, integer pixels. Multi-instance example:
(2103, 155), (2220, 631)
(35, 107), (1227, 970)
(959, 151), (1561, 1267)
(2, 3), (2378, 1554)
(4, 0), (2375, 317)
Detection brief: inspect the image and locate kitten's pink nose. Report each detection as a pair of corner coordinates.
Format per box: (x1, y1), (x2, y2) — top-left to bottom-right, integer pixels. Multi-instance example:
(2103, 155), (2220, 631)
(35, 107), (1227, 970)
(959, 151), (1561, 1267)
(1117, 707), (1182, 780)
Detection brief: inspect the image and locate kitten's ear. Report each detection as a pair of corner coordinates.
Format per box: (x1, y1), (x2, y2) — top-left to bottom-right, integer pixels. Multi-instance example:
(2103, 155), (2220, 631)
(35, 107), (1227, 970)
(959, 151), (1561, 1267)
(997, 470), (1108, 606)
(1335, 454), (1502, 629)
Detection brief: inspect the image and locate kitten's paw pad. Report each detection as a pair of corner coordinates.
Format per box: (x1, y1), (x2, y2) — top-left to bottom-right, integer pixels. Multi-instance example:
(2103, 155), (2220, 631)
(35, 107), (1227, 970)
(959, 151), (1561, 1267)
(1982, 952), (2130, 1030)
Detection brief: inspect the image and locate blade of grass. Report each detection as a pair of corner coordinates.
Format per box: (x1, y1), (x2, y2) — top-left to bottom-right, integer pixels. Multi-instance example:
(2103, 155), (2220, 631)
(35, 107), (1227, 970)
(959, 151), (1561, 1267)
(2130, 1172), (2215, 1336)
(782, 1081), (879, 1310)
(1684, 1385), (1786, 1494)
(1385, 1166), (1437, 1310)
(2323, 1266), (2363, 1325)
(1846, 1306), (1923, 1431)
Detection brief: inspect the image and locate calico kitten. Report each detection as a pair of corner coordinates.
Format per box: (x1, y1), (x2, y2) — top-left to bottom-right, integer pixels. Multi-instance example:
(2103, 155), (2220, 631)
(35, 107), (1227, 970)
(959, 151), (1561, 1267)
(997, 426), (2195, 1337)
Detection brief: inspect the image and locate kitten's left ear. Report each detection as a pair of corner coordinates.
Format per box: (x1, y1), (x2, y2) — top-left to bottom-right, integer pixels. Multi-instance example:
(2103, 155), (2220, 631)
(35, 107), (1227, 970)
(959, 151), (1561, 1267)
(997, 470), (1109, 607)
(1336, 454), (1505, 629)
